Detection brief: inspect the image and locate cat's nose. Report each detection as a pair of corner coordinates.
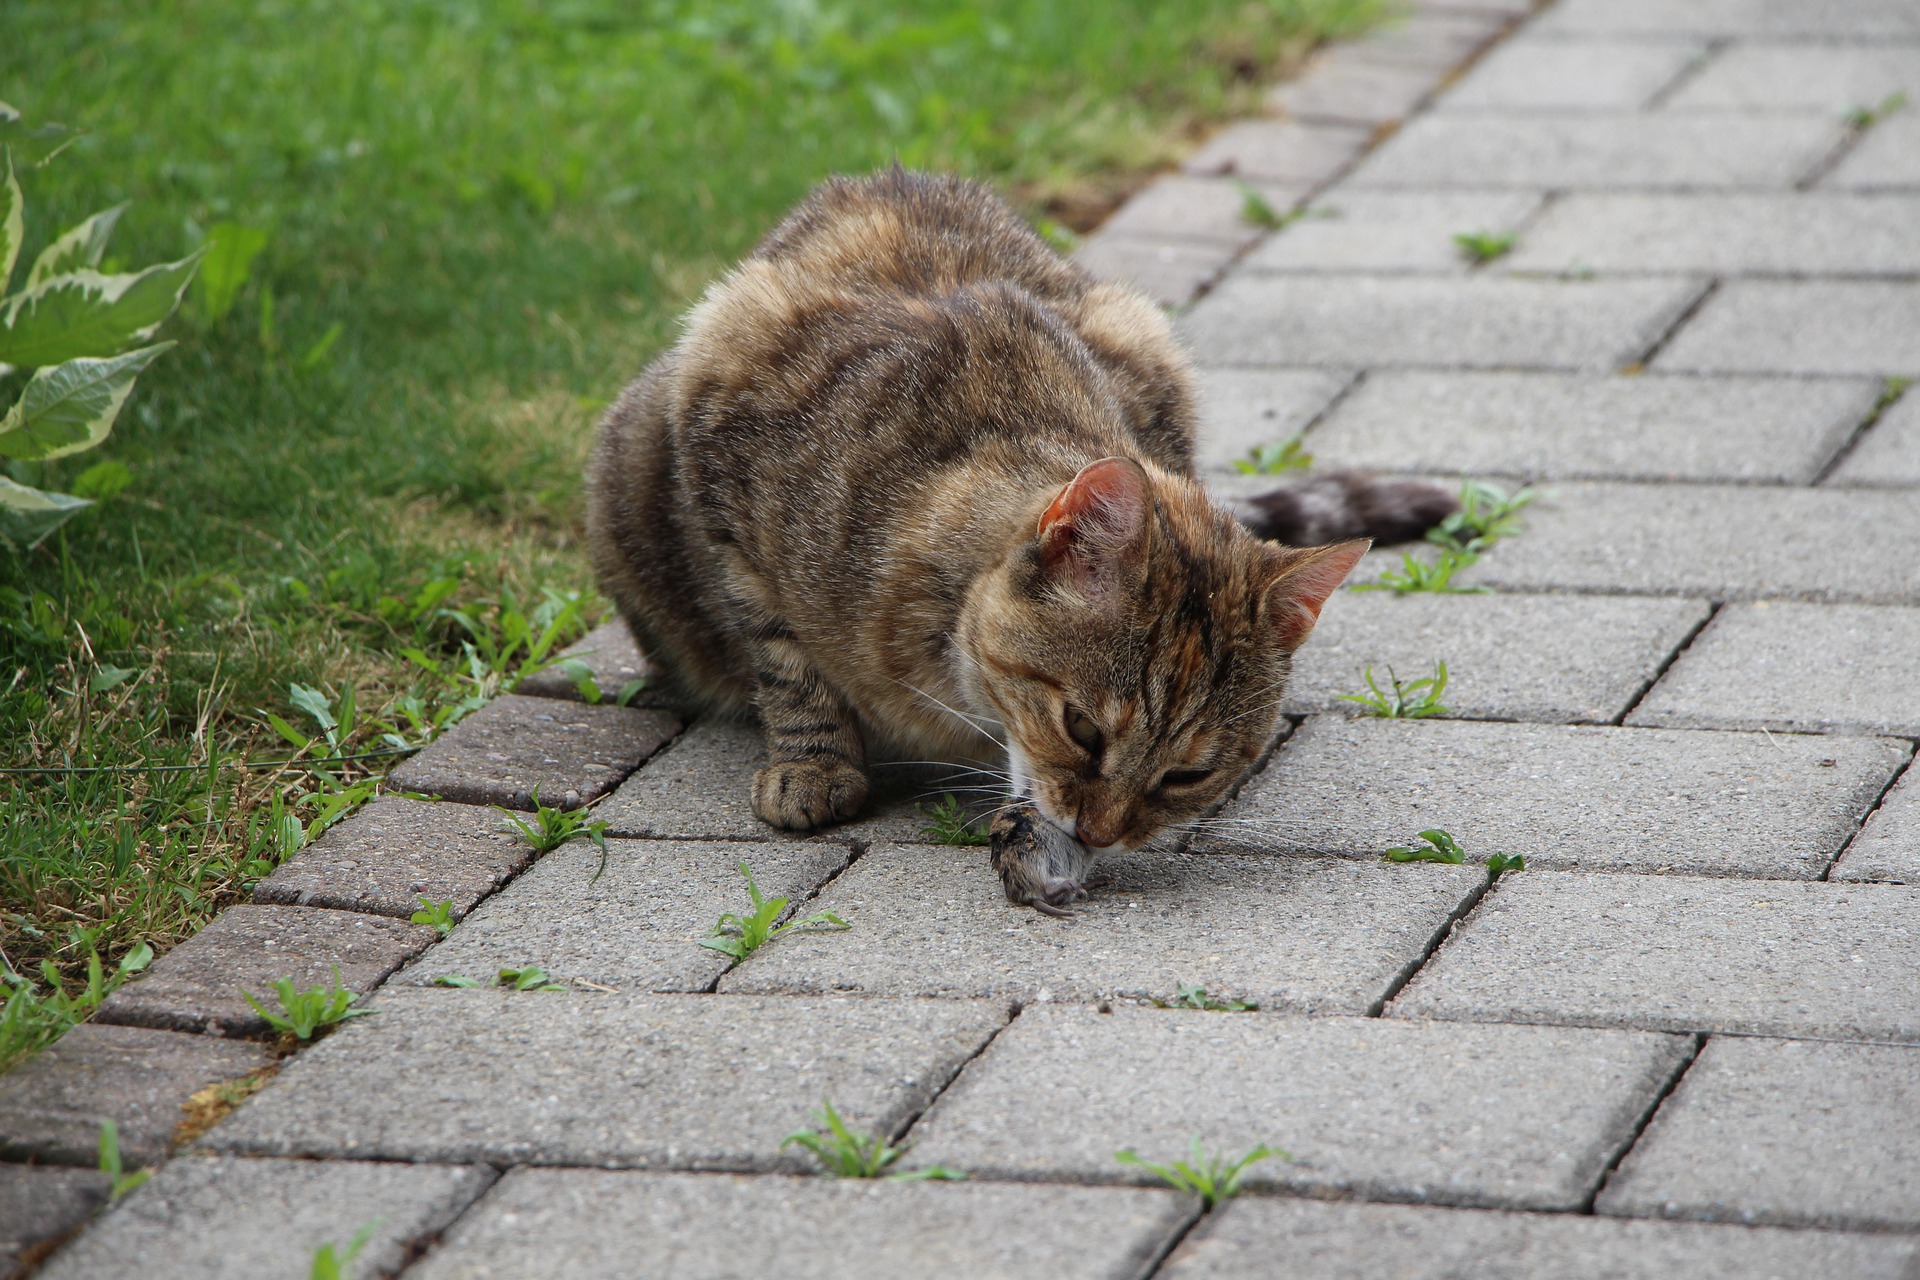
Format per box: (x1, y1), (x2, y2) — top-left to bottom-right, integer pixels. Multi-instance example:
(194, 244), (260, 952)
(1077, 813), (1120, 849)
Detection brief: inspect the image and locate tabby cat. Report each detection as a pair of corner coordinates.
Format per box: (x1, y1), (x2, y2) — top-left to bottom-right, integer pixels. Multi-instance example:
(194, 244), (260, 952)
(587, 168), (1450, 911)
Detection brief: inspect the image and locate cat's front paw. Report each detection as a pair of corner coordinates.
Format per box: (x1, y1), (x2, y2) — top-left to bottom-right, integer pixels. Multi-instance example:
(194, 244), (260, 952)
(752, 759), (869, 830)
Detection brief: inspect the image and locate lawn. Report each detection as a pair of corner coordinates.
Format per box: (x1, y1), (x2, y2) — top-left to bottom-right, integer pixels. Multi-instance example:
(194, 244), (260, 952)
(0, 0), (1385, 1063)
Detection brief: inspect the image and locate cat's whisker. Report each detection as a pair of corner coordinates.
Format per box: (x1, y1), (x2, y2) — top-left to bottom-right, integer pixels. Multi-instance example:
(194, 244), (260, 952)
(897, 679), (1008, 751)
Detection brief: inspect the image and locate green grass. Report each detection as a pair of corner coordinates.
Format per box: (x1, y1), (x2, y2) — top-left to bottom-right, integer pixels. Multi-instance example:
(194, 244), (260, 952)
(98, 1118), (152, 1203)
(1232, 436), (1313, 475)
(1114, 1137), (1287, 1206)
(1339, 661), (1450, 719)
(1156, 983), (1258, 1012)
(919, 792), (990, 846)
(1453, 229), (1516, 264)
(0, 0), (1387, 1023)
(700, 859), (849, 960)
(238, 967), (370, 1039)
(783, 1097), (966, 1180)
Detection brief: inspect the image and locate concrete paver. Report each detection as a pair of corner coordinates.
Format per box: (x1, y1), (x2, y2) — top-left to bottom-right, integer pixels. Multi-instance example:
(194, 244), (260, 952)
(1206, 716), (1903, 878)
(1826, 391), (1920, 487)
(1303, 370), (1876, 482)
(1534, 0), (1920, 39)
(1242, 192), (1543, 274)
(1628, 602), (1920, 736)
(1392, 872), (1920, 1041)
(1071, 234), (1233, 308)
(205, 989), (1007, 1169)
(1094, 175), (1304, 249)
(409, 1169), (1191, 1280)
(721, 841), (1481, 1014)
(1182, 120), (1373, 184)
(1665, 44), (1920, 112)
(1826, 116), (1920, 190)
(1160, 1195), (1920, 1280)
(904, 1005), (1689, 1210)
(37, 1157), (495, 1280)
(1436, 36), (1704, 110)
(0, 1166), (109, 1277)
(1339, 12), (1506, 69)
(1833, 762), (1920, 885)
(1655, 280), (1920, 376)
(1272, 56), (1439, 125)
(1193, 368), (1351, 473)
(514, 619), (673, 707)
(1599, 1037), (1920, 1231)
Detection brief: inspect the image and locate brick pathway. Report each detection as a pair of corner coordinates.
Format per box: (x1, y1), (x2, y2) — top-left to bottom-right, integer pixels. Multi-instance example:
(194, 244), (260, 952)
(9, 2), (1920, 1275)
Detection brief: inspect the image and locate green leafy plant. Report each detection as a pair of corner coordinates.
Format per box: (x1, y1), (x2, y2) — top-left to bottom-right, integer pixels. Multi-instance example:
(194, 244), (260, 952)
(1232, 436), (1313, 475)
(1353, 548), (1489, 595)
(1453, 230), (1516, 264)
(432, 973), (482, 988)
(0, 104), (200, 547)
(97, 1119), (151, 1202)
(1156, 984), (1258, 1012)
(919, 793), (989, 846)
(308, 1222), (378, 1280)
(700, 860), (849, 960)
(783, 1098), (965, 1181)
(191, 222), (267, 327)
(497, 787), (609, 854)
(1427, 480), (1537, 557)
(410, 897), (456, 937)
(239, 968), (371, 1039)
(1114, 1137), (1287, 1206)
(1236, 180), (1287, 231)
(0, 942), (152, 1072)
(496, 964), (566, 991)
(1846, 91), (1908, 129)
(1384, 828), (1466, 865)
(1485, 851), (1526, 881)
(1339, 661), (1450, 719)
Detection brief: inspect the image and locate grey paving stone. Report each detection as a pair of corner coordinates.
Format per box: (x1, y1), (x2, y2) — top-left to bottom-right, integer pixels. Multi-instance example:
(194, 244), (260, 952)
(1242, 192), (1543, 274)
(1628, 602), (1920, 736)
(1340, 11), (1506, 70)
(1207, 716), (1903, 879)
(1160, 1195), (1920, 1280)
(0, 1023), (272, 1166)
(1534, 0), (1920, 39)
(0, 1165), (110, 1276)
(385, 693), (681, 811)
(1827, 390), (1920, 487)
(904, 1006), (1688, 1210)
(1655, 281), (1920, 377)
(1666, 44), (1920, 112)
(1304, 370), (1877, 482)
(1437, 36), (1705, 111)
(1095, 175), (1305, 249)
(720, 841), (1480, 1014)
(513, 618), (675, 707)
(1599, 1037), (1920, 1231)
(252, 796), (533, 921)
(1071, 233), (1231, 308)
(1834, 761), (1920, 884)
(94, 904), (435, 1038)
(1180, 276), (1703, 370)
(1182, 119), (1372, 185)
(1193, 368), (1352, 472)
(1504, 193), (1920, 276)
(399, 838), (849, 992)
(38, 1156), (495, 1280)
(1827, 115), (1920, 189)
(1391, 872), (1920, 1041)
(1270, 54), (1440, 125)
(1286, 590), (1710, 723)
(206, 989), (1006, 1169)
(1466, 482), (1920, 604)
(1348, 114), (1842, 190)
(409, 1169), (1190, 1280)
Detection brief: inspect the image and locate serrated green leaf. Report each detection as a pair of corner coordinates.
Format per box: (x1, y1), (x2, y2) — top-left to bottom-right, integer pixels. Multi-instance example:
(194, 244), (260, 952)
(0, 250), (202, 367)
(0, 150), (21, 296)
(25, 203), (125, 291)
(194, 222), (267, 325)
(0, 343), (169, 460)
(0, 474), (90, 549)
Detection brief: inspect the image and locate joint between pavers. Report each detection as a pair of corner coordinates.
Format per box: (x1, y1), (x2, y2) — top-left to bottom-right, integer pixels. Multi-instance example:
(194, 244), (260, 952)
(1368, 869), (1499, 1017)
(1613, 600), (1722, 727)
(1625, 276), (1717, 369)
(890, 1002), (1023, 1151)
(1641, 37), (1728, 111)
(1820, 745), (1919, 884)
(1579, 1031), (1704, 1215)
(1813, 378), (1915, 485)
(1131, 1196), (1211, 1280)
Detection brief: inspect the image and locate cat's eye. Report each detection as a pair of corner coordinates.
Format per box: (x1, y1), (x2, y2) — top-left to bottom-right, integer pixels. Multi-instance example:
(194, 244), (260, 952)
(1063, 707), (1104, 755)
(1159, 768), (1214, 789)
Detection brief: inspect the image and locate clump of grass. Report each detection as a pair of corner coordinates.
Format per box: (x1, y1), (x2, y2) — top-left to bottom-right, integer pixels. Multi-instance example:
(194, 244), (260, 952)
(430, 964), (566, 991)
(701, 861), (848, 960)
(1114, 1137), (1288, 1206)
(1427, 481), (1537, 558)
(1156, 984), (1258, 1013)
(239, 968), (371, 1040)
(783, 1097), (965, 1181)
(1353, 550), (1489, 596)
(0, 943), (152, 1072)
(1846, 91), (1908, 129)
(1233, 436), (1313, 475)
(1236, 180), (1289, 230)
(919, 793), (989, 846)
(1454, 230), (1516, 264)
(98, 1120), (151, 1203)
(1339, 661), (1450, 719)
(308, 1223), (379, 1280)
(1385, 828), (1524, 881)
(497, 787), (609, 854)
(409, 897), (456, 937)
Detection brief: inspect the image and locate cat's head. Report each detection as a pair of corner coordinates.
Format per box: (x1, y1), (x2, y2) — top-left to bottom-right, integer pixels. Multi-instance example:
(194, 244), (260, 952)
(957, 456), (1365, 853)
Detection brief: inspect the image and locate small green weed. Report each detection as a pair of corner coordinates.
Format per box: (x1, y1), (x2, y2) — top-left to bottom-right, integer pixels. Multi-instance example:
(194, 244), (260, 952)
(1236, 181), (1288, 230)
(701, 860), (849, 960)
(554, 658), (650, 707)
(783, 1097), (965, 1181)
(1339, 662), (1450, 719)
(1353, 549), (1489, 595)
(0, 943), (152, 1072)
(496, 964), (566, 991)
(1846, 91), (1908, 129)
(497, 787), (610, 856)
(1454, 230), (1516, 264)
(308, 1222), (378, 1280)
(1385, 828), (1525, 881)
(1156, 984), (1258, 1012)
(1427, 481), (1537, 558)
(97, 1119), (151, 1203)
(410, 898), (456, 937)
(1114, 1137), (1287, 1206)
(919, 793), (989, 846)
(1485, 851), (1526, 881)
(1232, 436), (1313, 475)
(239, 968), (371, 1040)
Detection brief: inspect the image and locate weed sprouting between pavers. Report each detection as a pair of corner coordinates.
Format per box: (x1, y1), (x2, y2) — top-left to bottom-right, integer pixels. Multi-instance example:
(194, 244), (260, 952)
(783, 1098), (966, 1181)
(1340, 661), (1451, 719)
(701, 861), (849, 960)
(1353, 480), (1537, 595)
(410, 897), (456, 937)
(1155, 984), (1259, 1013)
(1354, 549), (1489, 595)
(1233, 436), (1313, 475)
(239, 968), (371, 1040)
(97, 1120), (151, 1203)
(498, 786), (614, 881)
(0, 943), (152, 1072)
(1845, 91), (1908, 130)
(1384, 828), (1525, 882)
(432, 966), (566, 991)
(1114, 1138), (1288, 1206)
(919, 793), (990, 846)
(1453, 230), (1516, 264)
(308, 1222), (378, 1280)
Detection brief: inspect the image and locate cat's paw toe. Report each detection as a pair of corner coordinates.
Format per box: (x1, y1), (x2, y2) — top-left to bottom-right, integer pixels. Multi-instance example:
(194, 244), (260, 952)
(752, 760), (869, 830)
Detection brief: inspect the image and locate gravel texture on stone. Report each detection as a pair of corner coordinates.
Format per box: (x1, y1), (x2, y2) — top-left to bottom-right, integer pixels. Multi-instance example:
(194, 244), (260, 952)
(1160, 1194), (1920, 1280)
(1599, 1036), (1920, 1231)
(1827, 392), (1920, 487)
(903, 1006), (1689, 1211)
(1285, 590), (1709, 724)
(1072, 234), (1233, 309)
(1392, 872), (1920, 1042)
(94, 904), (435, 1037)
(1095, 174), (1305, 248)
(1833, 762), (1920, 885)
(1192, 367), (1351, 473)
(0, 1165), (109, 1275)
(1435, 35), (1704, 110)
(1271, 55), (1439, 125)
(0, 1024), (272, 1166)
(37, 1157), (496, 1280)
(1303, 370), (1876, 483)
(1182, 120), (1372, 185)
(1628, 602), (1920, 736)
(1242, 192), (1543, 274)
(1655, 280), (1920, 377)
(1824, 115), (1920, 190)
(1667, 44), (1920, 112)
(1464, 481), (1920, 604)
(1206, 716), (1902, 879)
(408, 1169), (1192, 1280)
(513, 619), (674, 707)
(252, 796), (534, 921)
(1180, 275), (1704, 370)
(385, 693), (682, 811)
(206, 989), (1007, 1169)
(398, 838), (849, 991)
(720, 841), (1481, 1014)
(1534, 0), (1920, 38)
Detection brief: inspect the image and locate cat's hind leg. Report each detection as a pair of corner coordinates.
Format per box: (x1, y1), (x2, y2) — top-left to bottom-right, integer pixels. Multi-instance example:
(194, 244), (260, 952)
(743, 618), (870, 830)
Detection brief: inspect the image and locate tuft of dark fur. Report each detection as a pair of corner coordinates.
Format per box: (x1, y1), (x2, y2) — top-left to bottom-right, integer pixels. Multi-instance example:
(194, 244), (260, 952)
(1236, 471), (1458, 547)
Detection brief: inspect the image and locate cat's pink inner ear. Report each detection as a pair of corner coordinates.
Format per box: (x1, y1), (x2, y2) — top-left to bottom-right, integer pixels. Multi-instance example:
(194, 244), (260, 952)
(1037, 457), (1150, 600)
(1265, 539), (1370, 650)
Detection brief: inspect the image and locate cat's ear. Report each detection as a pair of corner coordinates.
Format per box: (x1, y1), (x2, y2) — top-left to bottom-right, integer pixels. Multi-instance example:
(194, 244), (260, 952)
(1036, 457), (1150, 605)
(1263, 539), (1369, 651)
